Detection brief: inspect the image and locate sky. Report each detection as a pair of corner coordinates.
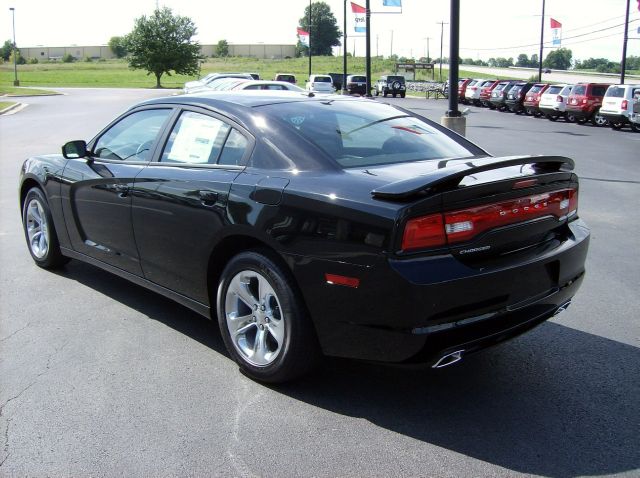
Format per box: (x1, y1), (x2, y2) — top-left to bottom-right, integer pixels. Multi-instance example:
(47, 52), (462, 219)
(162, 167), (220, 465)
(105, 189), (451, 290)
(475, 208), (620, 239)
(1, 0), (639, 63)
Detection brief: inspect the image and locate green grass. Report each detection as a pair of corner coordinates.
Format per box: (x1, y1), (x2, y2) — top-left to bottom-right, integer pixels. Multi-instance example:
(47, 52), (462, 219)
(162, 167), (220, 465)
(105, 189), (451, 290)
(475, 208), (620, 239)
(0, 101), (16, 110)
(0, 58), (520, 93)
(0, 85), (59, 96)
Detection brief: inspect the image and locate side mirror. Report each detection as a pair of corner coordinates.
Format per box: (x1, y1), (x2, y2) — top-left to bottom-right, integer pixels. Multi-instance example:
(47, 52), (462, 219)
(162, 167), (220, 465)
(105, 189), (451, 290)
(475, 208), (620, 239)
(62, 140), (88, 159)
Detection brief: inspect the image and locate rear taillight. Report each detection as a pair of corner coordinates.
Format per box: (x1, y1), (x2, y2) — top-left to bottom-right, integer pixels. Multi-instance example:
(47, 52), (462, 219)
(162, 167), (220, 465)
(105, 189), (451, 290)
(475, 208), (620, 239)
(556, 95), (563, 103)
(401, 189), (578, 252)
(621, 99), (628, 109)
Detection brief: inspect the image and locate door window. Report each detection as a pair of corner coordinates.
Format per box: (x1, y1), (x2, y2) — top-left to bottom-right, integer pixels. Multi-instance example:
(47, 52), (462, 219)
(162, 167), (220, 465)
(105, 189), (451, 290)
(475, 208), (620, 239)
(94, 109), (171, 161)
(218, 129), (249, 166)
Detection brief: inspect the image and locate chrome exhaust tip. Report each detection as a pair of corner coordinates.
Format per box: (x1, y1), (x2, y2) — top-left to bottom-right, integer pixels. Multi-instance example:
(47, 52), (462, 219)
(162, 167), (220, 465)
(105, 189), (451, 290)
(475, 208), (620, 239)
(553, 300), (572, 317)
(432, 349), (465, 369)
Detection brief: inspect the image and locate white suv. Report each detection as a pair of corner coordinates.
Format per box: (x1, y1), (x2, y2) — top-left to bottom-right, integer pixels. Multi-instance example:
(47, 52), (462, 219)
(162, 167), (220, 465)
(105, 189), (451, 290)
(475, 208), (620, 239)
(600, 84), (640, 132)
(539, 84), (573, 121)
(306, 75), (335, 93)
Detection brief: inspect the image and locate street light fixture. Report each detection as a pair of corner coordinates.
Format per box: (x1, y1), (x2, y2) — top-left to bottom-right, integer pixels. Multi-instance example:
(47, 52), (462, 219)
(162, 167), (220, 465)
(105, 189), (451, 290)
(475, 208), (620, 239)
(9, 7), (19, 86)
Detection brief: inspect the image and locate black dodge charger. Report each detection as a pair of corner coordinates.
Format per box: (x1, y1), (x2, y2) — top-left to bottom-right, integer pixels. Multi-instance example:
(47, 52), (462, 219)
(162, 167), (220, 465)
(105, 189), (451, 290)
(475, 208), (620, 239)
(19, 92), (590, 382)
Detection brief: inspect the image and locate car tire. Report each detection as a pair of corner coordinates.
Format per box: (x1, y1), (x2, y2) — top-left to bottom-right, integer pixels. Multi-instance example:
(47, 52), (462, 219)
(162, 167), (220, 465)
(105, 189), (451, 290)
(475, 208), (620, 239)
(374, 88), (379, 97)
(591, 108), (608, 127)
(610, 122), (623, 130)
(217, 250), (321, 383)
(548, 114), (559, 121)
(400, 92), (405, 98)
(631, 122), (640, 133)
(392, 93), (397, 98)
(22, 187), (69, 269)
(566, 114), (576, 123)
(576, 117), (587, 124)
(383, 89), (388, 97)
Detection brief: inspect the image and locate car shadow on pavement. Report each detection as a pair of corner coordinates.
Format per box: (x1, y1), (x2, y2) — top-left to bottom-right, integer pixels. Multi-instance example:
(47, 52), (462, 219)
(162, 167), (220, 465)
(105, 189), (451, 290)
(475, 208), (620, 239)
(56, 261), (639, 477)
(55, 261), (228, 357)
(277, 323), (640, 477)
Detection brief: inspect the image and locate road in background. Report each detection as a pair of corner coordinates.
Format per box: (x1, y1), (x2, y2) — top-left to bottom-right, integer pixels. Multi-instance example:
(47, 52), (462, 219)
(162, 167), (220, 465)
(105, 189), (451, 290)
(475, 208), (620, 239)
(1, 90), (638, 476)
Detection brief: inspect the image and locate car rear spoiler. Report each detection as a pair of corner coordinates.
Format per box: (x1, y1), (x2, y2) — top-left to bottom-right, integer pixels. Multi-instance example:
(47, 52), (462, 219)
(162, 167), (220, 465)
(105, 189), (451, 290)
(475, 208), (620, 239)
(371, 155), (575, 200)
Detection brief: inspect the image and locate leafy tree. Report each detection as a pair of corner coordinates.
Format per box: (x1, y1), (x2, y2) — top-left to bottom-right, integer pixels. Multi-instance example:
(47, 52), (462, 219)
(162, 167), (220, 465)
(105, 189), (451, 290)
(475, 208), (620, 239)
(530, 54), (538, 66)
(108, 36), (127, 58)
(298, 1), (341, 56)
(516, 54), (530, 67)
(125, 7), (202, 88)
(1, 39), (13, 61)
(216, 39), (229, 57)
(543, 48), (572, 70)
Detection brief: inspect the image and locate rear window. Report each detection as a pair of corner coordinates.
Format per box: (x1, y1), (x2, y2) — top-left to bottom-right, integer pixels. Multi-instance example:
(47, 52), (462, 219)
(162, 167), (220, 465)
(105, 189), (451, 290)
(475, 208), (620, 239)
(510, 85), (524, 94)
(546, 85), (563, 95)
(277, 75), (295, 82)
(387, 76), (405, 82)
(572, 85), (587, 96)
(605, 86), (626, 98)
(560, 85), (573, 95)
(467, 80), (478, 86)
(591, 85), (608, 97)
(494, 82), (509, 91)
(350, 76), (366, 82)
(314, 76), (332, 82)
(261, 100), (475, 168)
(529, 85), (544, 93)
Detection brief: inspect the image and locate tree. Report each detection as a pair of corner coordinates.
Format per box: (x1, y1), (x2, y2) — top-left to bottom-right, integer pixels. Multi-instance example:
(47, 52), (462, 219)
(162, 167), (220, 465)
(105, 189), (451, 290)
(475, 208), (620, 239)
(298, 1), (341, 56)
(543, 48), (572, 70)
(108, 36), (127, 58)
(216, 39), (229, 57)
(1, 39), (13, 61)
(125, 7), (202, 88)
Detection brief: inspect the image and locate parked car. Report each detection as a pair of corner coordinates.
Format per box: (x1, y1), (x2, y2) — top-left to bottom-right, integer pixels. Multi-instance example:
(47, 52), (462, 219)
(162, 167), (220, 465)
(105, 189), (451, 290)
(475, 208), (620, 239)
(248, 73), (260, 80)
(457, 78), (473, 104)
(539, 84), (573, 121)
(374, 75), (406, 98)
(306, 74), (335, 93)
(600, 84), (640, 132)
(184, 73), (254, 93)
(565, 83), (611, 126)
(19, 92), (589, 383)
(478, 80), (500, 107)
(231, 80), (304, 92)
(464, 79), (486, 105)
(489, 80), (519, 111)
(201, 77), (251, 92)
(346, 75), (367, 95)
(505, 82), (535, 113)
(327, 73), (347, 91)
(274, 73), (297, 84)
(523, 83), (550, 116)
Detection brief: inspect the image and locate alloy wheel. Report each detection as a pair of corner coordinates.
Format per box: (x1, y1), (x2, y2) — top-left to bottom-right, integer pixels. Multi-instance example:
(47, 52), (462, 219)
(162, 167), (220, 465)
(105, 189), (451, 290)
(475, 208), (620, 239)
(26, 198), (49, 259)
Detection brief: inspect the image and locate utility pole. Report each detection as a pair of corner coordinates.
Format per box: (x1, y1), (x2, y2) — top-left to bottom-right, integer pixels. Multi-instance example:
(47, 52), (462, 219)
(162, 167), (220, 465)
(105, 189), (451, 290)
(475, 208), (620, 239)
(538, 0), (545, 82)
(621, 0), (631, 84)
(437, 21), (448, 81)
(376, 34), (379, 57)
(390, 30), (394, 58)
(9, 7), (18, 86)
(343, 0), (347, 94)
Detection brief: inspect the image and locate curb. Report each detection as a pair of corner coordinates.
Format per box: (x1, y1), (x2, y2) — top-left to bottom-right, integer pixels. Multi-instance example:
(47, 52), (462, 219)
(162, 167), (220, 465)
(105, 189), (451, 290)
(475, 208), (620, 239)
(0, 102), (22, 115)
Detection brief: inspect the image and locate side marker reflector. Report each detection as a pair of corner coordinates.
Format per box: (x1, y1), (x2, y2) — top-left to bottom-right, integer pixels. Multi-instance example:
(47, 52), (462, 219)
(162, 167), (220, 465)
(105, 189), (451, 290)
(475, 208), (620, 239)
(325, 273), (360, 288)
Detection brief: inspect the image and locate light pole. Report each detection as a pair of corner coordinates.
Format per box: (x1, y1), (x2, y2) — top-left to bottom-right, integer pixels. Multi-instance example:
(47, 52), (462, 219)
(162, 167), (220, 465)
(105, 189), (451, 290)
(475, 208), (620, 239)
(437, 21), (448, 81)
(9, 7), (19, 86)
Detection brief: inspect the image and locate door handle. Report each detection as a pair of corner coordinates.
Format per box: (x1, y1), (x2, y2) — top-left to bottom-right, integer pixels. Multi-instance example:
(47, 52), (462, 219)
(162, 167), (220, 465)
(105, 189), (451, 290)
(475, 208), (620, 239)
(198, 190), (218, 206)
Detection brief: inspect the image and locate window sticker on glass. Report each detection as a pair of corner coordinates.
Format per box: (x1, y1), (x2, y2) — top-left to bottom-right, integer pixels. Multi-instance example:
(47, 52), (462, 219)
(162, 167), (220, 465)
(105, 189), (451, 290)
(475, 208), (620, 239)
(165, 112), (229, 164)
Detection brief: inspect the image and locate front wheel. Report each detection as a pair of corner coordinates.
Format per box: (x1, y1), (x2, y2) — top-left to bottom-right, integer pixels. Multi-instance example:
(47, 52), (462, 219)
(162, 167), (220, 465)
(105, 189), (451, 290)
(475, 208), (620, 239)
(217, 250), (321, 383)
(22, 187), (69, 269)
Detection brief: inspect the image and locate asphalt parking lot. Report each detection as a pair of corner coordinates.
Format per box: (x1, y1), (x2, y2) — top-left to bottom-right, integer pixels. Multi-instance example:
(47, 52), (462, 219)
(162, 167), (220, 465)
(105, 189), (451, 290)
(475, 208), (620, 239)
(1, 89), (639, 476)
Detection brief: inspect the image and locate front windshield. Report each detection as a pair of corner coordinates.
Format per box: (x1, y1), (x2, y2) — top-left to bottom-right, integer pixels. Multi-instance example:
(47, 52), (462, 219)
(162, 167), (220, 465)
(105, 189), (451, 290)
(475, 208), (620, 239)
(260, 100), (476, 168)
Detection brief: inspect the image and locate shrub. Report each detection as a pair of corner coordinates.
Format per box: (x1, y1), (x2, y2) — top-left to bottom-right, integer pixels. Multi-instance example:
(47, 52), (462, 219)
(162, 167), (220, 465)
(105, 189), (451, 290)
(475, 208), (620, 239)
(84, 56), (93, 62)
(62, 53), (75, 63)
(28, 57), (38, 64)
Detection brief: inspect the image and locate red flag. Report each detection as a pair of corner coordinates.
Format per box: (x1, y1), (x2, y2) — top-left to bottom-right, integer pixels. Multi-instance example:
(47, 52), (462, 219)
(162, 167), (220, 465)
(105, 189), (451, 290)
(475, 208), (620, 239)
(550, 18), (562, 29)
(351, 2), (366, 13)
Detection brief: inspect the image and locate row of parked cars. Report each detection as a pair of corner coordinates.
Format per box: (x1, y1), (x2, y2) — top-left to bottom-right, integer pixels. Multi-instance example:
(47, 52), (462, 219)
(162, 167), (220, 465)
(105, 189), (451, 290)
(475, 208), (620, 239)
(458, 78), (640, 132)
(183, 72), (378, 96)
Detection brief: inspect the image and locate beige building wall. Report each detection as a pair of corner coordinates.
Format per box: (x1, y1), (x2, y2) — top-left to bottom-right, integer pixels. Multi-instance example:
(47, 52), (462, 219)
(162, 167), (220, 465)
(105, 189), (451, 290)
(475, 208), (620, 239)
(21, 44), (295, 61)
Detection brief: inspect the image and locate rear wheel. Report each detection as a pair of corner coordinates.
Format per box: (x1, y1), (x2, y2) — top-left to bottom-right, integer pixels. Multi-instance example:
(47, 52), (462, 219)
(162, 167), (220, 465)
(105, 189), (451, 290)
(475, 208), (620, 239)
(576, 117), (587, 124)
(591, 108), (608, 126)
(566, 114), (576, 123)
(547, 114), (559, 122)
(400, 92), (405, 98)
(631, 122), (640, 133)
(383, 88), (388, 97)
(22, 187), (69, 269)
(610, 122), (623, 130)
(217, 250), (321, 383)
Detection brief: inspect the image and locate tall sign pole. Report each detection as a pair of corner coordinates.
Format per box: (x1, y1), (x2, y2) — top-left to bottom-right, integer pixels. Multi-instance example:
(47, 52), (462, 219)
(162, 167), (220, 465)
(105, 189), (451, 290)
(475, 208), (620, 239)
(10, 7), (19, 86)
(620, 0), (631, 84)
(343, 0), (348, 94)
(538, 0), (545, 82)
(441, 0), (465, 136)
(308, 0), (312, 78)
(365, 0), (371, 97)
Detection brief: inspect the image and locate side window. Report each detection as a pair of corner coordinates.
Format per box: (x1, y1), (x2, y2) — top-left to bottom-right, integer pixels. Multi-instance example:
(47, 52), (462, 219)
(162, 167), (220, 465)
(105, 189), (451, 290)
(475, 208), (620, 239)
(94, 109), (171, 161)
(161, 111), (231, 164)
(218, 129), (248, 166)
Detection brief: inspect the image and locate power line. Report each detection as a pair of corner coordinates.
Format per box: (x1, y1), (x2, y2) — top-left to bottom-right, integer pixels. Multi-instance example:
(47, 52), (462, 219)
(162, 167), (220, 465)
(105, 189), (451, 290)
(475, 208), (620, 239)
(460, 18), (639, 52)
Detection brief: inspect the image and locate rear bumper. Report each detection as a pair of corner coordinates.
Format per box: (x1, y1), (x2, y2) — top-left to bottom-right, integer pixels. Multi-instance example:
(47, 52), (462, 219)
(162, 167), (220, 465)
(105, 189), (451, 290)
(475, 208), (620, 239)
(600, 112), (629, 124)
(565, 106), (594, 119)
(539, 106), (564, 116)
(505, 100), (524, 111)
(287, 219), (590, 363)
